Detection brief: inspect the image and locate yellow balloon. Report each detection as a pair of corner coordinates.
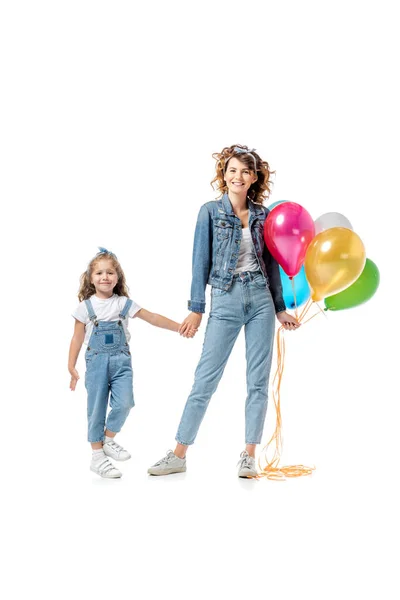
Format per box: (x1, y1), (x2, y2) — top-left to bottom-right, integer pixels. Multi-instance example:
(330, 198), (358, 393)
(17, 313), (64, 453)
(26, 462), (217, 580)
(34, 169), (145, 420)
(304, 227), (366, 302)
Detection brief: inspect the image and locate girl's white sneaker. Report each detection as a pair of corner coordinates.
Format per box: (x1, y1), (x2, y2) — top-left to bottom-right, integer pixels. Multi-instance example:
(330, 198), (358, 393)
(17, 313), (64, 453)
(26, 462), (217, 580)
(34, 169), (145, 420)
(90, 456), (122, 478)
(103, 440), (131, 461)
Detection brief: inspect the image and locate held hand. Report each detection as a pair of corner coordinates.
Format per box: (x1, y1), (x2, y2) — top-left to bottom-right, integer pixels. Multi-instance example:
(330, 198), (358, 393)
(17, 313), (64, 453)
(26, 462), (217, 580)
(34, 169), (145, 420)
(69, 368), (80, 391)
(276, 311), (301, 331)
(179, 312), (202, 338)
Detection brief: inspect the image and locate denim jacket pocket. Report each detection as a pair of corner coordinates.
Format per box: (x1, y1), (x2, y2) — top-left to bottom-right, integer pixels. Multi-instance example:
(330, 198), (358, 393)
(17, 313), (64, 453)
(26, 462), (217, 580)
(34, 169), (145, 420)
(214, 218), (233, 240)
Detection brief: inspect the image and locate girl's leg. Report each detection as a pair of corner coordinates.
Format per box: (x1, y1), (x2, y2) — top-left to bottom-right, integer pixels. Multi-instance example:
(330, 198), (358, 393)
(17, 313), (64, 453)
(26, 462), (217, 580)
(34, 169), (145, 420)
(103, 354), (134, 461)
(86, 354), (110, 445)
(86, 356), (122, 478)
(106, 354), (134, 435)
(91, 442), (103, 450)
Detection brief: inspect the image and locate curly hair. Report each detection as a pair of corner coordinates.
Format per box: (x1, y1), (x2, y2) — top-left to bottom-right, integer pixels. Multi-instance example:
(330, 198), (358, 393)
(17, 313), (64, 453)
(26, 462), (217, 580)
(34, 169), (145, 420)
(78, 249), (130, 301)
(211, 144), (275, 204)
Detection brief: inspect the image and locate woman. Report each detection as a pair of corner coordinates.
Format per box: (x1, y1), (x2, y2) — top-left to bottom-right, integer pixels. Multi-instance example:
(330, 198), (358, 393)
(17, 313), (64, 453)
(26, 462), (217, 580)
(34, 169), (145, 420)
(148, 144), (300, 477)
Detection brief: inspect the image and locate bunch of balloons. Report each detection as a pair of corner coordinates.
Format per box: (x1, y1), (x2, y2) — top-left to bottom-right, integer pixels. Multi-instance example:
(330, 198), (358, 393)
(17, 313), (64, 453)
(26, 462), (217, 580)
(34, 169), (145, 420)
(264, 201), (380, 311)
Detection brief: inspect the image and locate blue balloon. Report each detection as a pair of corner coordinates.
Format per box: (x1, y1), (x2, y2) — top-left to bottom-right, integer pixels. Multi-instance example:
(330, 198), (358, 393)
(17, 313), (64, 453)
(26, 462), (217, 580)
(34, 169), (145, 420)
(267, 200), (289, 211)
(279, 265), (310, 309)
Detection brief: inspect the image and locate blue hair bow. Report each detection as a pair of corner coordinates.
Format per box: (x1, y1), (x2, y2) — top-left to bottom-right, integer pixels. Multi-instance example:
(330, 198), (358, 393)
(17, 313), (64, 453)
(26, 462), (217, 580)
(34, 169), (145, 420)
(97, 246), (117, 258)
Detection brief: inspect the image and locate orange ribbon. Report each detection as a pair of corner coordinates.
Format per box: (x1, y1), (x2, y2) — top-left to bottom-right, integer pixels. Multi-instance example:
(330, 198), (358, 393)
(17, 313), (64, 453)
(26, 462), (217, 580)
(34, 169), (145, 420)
(256, 299), (325, 480)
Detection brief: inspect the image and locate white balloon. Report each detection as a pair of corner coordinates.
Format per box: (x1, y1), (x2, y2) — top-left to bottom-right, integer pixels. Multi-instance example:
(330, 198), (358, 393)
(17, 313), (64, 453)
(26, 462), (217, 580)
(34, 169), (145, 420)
(314, 212), (353, 235)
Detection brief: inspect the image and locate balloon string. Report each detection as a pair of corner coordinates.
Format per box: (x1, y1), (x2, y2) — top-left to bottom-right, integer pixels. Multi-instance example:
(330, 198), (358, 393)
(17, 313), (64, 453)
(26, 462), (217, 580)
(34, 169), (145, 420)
(257, 299), (323, 480)
(290, 277), (299, 319)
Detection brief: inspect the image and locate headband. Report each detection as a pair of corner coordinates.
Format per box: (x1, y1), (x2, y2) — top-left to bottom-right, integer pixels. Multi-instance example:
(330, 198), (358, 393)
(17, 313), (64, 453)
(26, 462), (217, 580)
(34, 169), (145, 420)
(224, 146), (258, 172)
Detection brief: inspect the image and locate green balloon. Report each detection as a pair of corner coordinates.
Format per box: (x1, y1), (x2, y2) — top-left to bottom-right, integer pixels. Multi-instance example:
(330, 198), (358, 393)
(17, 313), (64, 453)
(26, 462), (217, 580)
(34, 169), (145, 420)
(324, 258), (380, 311)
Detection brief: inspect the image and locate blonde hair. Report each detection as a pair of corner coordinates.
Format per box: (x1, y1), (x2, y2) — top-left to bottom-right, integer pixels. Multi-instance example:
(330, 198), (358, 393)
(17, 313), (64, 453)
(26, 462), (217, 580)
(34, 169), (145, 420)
(211, 144), (275, 204)
(78, 248), (130, 302)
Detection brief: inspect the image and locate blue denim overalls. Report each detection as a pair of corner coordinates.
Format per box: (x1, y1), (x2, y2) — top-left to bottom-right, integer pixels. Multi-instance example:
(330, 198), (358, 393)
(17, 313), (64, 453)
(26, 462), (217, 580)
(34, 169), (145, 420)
(84, 298), (135, 443)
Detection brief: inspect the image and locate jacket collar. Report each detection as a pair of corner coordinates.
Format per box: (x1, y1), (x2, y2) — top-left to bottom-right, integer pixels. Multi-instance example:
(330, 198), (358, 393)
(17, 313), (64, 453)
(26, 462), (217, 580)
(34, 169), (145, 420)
(221, 192), (264, 217)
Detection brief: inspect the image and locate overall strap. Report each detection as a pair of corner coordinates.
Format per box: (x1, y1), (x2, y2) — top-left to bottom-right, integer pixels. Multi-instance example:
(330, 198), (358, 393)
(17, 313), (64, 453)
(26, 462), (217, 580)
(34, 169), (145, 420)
(84, 299), (98, 323)
(119, 298), (133, 320)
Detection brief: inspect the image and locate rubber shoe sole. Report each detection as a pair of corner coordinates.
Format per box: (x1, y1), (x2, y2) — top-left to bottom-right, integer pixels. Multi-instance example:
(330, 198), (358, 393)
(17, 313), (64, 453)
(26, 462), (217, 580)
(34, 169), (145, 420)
(148, 466), (186, 476)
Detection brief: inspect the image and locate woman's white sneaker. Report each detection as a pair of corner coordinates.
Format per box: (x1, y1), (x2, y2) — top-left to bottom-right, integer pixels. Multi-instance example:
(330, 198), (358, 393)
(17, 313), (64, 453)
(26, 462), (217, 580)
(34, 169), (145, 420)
(103, 439), (131, 461)
(148, 450), (186, 475)
(237, 451), (257, 478)
(90, 454), (122, 478)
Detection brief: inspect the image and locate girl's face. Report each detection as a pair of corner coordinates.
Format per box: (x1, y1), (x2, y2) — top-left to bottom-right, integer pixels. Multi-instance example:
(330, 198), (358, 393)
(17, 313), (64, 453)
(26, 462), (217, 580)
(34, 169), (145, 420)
(224, 157), (257, 195)
(91, 259), (118, 296)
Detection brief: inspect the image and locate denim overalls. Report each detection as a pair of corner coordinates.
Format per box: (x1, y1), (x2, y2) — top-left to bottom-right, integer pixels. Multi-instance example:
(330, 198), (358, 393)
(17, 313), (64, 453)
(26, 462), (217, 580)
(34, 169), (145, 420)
(84, 298), (135, 443)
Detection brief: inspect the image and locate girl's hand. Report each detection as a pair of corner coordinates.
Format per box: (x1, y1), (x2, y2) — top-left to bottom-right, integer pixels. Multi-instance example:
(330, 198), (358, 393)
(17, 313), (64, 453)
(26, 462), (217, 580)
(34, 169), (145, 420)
(179, 312), (202, 338)
(69, 368), (80, 391)
(276, 311), (301, 331)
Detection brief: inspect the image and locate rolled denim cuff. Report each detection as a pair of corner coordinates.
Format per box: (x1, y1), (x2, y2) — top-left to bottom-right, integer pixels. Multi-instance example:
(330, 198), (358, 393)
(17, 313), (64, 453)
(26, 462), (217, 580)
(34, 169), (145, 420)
(188, 300), (206, 313)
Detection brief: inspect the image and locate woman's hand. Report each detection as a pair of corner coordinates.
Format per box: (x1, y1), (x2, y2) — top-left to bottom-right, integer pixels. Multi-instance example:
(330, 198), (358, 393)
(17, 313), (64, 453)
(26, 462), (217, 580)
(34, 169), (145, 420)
(69, 368), (80, 391)
(276, 311), (301, 331)
(179, 312), (202, 338)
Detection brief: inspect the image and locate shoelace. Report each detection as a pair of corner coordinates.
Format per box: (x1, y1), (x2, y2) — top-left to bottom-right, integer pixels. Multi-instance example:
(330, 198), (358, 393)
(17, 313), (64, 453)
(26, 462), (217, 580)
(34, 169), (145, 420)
(237, 452), (255, 470)
(154, 451), (175, 466)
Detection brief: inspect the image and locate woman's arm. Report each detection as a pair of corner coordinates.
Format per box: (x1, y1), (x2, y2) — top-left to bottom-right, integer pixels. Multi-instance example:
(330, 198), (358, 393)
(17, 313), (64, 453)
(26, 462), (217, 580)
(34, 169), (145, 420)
(263, 247), (287, 314)
(179, 204), (212, 337)
(68, 319), (86, 390)
(188, 203), (212, 314)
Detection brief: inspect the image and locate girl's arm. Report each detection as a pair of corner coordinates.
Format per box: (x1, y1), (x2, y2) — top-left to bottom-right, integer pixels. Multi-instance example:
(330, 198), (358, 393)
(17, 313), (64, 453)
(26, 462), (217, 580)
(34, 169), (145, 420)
(68, 320), (86, 390)
(135, 309), (184, 334)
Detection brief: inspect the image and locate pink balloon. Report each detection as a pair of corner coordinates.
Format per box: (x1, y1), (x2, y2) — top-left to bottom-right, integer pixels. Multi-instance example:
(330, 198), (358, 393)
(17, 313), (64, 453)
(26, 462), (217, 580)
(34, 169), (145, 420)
(264, 202), (315, 277)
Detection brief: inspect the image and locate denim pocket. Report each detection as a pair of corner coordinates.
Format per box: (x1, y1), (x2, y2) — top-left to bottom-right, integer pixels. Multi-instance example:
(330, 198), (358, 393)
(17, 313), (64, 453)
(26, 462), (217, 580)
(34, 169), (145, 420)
(214, 219), (233, 241)
(95, 329), (122, 350)
(253, 274), (267, 288)
(212, 286), (227, 296)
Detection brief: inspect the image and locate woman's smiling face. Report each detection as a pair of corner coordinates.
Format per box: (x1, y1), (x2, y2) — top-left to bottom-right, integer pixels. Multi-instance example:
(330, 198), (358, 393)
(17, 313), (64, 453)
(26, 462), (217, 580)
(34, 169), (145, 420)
(224, 157), (257, 195)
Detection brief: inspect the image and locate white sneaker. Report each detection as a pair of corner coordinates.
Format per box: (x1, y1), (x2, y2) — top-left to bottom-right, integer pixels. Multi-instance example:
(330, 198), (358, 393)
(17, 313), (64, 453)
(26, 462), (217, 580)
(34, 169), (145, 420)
(148, 450), (186, 476)
(237, 451), (257, 478)
(90, 455), (122, 479)
(103, 439), (131, 461)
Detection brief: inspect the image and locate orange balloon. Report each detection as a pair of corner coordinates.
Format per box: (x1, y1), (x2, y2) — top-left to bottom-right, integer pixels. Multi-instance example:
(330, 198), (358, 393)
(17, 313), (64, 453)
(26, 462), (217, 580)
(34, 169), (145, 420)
(304, 227), (366, 302)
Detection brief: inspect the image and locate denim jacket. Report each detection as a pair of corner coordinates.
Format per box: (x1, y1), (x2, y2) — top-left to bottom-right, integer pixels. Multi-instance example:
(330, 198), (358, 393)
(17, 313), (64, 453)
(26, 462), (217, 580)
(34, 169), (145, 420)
(188, 193), (286, 314)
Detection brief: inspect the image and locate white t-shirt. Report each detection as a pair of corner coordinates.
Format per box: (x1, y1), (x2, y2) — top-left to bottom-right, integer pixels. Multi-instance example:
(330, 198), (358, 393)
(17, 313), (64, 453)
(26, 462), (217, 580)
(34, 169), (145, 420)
(234, 228), (259, 274)
(72, 294), (141, 345)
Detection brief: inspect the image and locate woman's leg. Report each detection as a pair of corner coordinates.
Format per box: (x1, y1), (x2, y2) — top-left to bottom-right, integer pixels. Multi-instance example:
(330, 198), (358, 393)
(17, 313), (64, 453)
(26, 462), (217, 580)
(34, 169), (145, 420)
(175, 313), (242, 446)
(175, 286), (243, 447)
(244, 286), (275, 446)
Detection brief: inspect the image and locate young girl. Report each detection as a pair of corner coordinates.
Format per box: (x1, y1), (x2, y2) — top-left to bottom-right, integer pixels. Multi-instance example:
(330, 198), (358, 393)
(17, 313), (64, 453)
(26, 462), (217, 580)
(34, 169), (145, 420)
(148, 145), (300, 478)
(68, 247), (196, 479)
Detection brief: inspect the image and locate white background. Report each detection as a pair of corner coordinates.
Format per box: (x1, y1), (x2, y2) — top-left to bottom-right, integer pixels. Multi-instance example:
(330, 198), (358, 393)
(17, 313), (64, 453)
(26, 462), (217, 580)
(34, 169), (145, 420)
(1, 1), (399, 599)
